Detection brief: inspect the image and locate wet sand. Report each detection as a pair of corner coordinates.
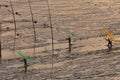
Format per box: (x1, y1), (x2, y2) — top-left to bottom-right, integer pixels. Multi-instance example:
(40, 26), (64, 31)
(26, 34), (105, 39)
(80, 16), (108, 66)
(1, 0), (120, 80)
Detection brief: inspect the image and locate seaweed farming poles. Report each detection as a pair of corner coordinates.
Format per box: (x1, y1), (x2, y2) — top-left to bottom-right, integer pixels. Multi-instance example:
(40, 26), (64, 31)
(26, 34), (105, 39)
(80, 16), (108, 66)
(9, 0), (17, 55)
(28, 0), (36, 56)
(47, 0), (55, 80)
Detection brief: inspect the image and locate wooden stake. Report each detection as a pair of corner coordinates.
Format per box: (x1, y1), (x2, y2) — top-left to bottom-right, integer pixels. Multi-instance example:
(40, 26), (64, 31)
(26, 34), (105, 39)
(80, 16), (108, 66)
(66, 36), (71, 52)
(23, 59), (28, 73)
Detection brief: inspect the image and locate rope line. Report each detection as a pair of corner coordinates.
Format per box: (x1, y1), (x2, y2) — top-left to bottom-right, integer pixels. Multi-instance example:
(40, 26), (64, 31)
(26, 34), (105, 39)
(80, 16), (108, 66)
(9, 0), (17, 58)
(47, 0), (54, 80)
(28, 0), (36, 57)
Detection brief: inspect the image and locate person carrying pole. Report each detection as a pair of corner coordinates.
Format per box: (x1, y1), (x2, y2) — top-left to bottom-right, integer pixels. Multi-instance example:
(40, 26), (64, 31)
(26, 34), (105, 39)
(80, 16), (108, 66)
(105, 36), (113, 51)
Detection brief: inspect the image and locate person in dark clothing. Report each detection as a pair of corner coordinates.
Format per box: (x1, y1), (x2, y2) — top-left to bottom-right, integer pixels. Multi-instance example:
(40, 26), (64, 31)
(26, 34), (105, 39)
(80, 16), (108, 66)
(108, 38), (112, 50)
(105, 37), (113, 51)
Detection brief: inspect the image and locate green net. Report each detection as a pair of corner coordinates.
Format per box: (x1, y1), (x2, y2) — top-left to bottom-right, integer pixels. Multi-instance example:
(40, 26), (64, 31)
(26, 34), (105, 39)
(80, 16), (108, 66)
(16, 52), (35, 61)
(61, 28), (78, 40)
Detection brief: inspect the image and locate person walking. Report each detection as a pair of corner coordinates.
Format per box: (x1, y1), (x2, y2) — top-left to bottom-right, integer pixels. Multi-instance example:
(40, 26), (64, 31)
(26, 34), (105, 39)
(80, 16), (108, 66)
(105, 37), (112, 51)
